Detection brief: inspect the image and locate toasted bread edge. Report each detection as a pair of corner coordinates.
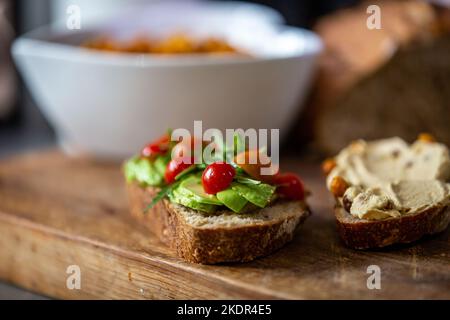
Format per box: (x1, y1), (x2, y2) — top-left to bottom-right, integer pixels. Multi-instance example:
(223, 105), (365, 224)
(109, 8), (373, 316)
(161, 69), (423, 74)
(127, 182), (311, 264)
(335, 205), (450, 249)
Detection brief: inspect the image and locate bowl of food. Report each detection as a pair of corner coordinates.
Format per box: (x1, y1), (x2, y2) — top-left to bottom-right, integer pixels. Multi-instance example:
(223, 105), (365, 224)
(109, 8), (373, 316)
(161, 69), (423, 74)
(12, 1), (322, 158)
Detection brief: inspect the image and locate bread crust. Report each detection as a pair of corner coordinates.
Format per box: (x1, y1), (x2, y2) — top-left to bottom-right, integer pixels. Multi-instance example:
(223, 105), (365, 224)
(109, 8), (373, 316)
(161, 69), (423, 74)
(335, 205), (450, 249)
(127, 182), (311, 264)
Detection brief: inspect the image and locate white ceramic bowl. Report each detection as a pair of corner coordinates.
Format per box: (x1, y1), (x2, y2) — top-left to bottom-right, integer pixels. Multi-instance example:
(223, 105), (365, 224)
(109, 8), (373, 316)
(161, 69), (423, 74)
(12, 1), (322, 158)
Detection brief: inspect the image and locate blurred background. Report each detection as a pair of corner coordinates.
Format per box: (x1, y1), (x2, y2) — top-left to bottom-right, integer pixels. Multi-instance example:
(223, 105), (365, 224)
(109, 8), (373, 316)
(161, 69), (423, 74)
(1, 0), (359, 158)
(1, 0), (450, 156)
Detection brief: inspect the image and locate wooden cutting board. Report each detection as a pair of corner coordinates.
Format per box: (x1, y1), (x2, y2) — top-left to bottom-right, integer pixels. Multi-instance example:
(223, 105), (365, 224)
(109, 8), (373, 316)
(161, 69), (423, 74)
(0, 150), (448, 299)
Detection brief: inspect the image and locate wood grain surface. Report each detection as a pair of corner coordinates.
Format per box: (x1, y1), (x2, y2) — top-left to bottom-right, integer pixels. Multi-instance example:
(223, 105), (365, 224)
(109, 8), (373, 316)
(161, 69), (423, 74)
(0, 150), (448, 299)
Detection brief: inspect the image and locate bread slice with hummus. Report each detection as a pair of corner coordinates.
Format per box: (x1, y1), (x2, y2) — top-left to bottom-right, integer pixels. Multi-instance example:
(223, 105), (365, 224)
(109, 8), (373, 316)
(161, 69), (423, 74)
(323, 134), (450, 249)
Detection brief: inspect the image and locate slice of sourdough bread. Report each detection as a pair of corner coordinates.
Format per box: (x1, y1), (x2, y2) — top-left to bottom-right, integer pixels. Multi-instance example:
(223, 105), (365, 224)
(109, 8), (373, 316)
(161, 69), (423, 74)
(335, 205), (450, 249)
(127, 182), (311, 264)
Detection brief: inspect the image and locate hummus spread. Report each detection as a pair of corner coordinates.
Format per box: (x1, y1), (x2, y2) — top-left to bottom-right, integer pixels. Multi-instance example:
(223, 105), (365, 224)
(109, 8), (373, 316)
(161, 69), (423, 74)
(327, 137), (450, 220)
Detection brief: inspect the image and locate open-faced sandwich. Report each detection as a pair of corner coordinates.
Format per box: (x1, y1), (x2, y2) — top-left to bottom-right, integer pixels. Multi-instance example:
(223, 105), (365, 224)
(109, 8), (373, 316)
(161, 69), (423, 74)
(323, 134), (450, 249)
(124, 132), (311, 264)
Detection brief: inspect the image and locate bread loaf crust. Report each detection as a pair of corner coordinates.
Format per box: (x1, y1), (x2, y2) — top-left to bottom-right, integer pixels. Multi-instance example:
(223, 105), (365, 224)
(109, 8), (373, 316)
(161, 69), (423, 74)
(335, 205), (450, 249)
(127, 182), (311, 264)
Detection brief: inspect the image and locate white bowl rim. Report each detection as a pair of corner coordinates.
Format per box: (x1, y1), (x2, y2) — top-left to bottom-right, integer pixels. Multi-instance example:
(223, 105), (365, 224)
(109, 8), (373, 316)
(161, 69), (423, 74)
(12, 25), (323, 68)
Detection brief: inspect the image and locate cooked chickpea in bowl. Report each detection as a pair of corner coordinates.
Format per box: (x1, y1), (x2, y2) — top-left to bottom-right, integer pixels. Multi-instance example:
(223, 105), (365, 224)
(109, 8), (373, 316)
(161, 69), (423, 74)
(82, 34), (243, 55)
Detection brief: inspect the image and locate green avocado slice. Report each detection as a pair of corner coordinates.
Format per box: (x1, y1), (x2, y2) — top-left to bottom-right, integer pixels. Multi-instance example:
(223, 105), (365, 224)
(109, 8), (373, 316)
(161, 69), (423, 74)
(170, 188), (218, 213)
(179, 176), (222, 205)
(231, 182), (276, 208)
(216, 189), (248, 213)
(154, 155), (169, 176)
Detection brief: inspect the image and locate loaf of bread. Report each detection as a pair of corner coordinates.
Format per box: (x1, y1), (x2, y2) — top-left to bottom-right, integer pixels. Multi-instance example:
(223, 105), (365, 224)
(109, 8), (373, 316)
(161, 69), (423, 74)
(300, 0), (450, 154)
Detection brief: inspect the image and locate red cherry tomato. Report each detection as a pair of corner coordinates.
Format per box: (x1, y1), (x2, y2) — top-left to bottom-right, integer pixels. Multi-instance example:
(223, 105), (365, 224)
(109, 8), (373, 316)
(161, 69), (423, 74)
(141, 134), (170, 158)
(202, 162), (236, 195)
(273, 173), (305, 200)
(165, 156), (194, 184)
(172, 136), (206, 160)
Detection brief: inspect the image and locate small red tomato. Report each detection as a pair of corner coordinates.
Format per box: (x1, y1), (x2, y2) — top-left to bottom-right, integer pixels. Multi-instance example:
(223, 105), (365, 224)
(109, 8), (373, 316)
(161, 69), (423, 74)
(165, 156), (194, 184)
(172, 136), (206, 160)
(273, 173), (305, 200)
(202, 162), (236, 194)
(141, 134), (170, 158)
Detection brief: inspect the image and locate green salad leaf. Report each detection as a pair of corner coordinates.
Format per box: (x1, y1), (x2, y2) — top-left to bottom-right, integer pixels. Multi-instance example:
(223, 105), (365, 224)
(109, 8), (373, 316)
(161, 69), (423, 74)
(235, 175), (262, 185)
(224, 132), (246, 165)
(124, 156), (168, 187)
(175, 165), (198, 181)
(144, 180), (181, 213)
(154, 154), (170, 176)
